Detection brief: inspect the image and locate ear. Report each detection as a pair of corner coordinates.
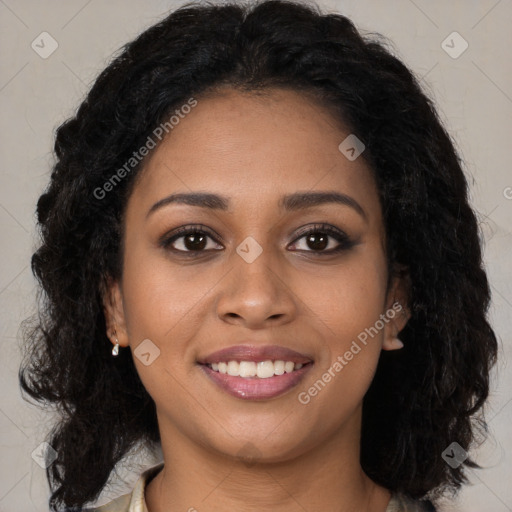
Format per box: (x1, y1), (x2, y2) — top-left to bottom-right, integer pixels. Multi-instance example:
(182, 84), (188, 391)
(382, 264), (412, 351)
(102, 276), (129, 349)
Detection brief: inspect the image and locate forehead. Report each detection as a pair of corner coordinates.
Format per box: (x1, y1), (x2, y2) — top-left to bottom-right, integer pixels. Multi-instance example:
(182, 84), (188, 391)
(129, 87), (381, 221)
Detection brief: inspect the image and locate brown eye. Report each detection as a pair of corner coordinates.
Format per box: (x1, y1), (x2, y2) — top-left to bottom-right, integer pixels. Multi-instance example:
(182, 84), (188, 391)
(179, 232), (208, 251)
(289, 224), (355, 254)
(161, 226), (223, 254)
(304, 232), (329, 251)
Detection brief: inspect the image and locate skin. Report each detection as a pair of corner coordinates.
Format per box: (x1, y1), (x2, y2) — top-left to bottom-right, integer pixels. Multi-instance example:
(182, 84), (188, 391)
(104, 87), (411, 512)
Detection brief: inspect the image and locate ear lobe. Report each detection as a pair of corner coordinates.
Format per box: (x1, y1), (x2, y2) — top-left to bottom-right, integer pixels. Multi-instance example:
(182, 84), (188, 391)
(382, 335), (404, 351)
(382, 303), (410, 351)
(382, 266), (412, 351)
(102, 276), (129, 348)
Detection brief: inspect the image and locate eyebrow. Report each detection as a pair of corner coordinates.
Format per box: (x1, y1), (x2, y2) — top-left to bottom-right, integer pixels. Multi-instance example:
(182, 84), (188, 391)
(146, 190), (368, 222)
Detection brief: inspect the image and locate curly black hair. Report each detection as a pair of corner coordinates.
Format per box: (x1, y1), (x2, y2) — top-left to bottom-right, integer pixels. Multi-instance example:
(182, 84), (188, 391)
(19, 0), (498, 510)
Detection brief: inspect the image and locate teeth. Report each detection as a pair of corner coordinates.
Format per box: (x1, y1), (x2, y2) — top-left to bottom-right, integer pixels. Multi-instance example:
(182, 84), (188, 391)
(257, 360), (274, 378)
(207, 360), (307, 378)
(274, 360), (285, 375)
(239, 361), (255, 377)
(228, 360), (241, 376)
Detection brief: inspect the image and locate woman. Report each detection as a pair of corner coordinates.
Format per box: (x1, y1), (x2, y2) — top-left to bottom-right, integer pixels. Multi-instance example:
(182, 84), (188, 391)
(19, 1), (498, 511)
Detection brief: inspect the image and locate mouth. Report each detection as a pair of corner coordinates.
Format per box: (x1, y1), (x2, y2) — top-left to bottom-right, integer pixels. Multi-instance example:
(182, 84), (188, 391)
(197, 344), (314, 400)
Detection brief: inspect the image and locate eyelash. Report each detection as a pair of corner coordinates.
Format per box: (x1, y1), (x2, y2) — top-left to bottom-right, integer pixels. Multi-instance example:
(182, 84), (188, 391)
(160, 223), (355, 257)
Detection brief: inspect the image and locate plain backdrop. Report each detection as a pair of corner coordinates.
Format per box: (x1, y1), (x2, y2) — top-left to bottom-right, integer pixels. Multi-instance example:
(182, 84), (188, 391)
(0, 1), (511, 511)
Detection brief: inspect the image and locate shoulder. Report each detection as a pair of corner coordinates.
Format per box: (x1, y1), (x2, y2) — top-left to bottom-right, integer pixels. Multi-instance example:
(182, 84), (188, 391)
(386, 492), (437, 512)
(82, 461), (165, 512)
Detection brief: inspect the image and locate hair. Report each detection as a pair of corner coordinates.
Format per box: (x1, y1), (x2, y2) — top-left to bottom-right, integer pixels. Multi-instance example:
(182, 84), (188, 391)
(19, 0), (498, 510)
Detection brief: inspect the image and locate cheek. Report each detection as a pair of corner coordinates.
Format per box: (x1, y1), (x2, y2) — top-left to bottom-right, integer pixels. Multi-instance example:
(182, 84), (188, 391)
(120, 244), (219, 340)
(296, 246), (388, 396)
(296, 246), (388, 343)
(119, 244), (230, 399)
(119, 250), (201, 405)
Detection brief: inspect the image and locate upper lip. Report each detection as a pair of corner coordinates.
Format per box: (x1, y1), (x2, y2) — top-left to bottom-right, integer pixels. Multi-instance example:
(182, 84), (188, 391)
(197, 344), (314, 365)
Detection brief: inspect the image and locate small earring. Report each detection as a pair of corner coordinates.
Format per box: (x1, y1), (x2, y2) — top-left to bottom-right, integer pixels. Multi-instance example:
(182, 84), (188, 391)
(111, 329), (120, 357)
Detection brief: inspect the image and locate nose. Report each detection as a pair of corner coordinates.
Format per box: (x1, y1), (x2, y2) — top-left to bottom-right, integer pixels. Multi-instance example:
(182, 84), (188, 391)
(216, 246), (297, 329)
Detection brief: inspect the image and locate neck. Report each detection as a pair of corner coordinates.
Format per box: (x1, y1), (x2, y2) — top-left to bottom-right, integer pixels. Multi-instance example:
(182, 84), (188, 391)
(145, 406), (391, 512)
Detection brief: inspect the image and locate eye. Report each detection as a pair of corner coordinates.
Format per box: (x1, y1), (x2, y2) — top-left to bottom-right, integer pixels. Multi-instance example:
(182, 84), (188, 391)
(288, 223), (355, 254)
(160, 223), (355, 257)
(160, 225), (223, 254)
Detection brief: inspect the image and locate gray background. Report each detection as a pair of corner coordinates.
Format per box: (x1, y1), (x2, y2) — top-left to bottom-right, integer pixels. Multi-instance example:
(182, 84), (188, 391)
(0, 1), (511, 510)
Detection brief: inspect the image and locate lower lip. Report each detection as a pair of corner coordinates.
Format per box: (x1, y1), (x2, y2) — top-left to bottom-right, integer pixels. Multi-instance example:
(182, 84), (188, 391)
(199, 363), (313, 400)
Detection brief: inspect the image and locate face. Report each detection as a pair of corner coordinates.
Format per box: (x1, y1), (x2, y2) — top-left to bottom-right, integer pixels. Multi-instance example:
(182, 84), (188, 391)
(105, 87), (409, 463)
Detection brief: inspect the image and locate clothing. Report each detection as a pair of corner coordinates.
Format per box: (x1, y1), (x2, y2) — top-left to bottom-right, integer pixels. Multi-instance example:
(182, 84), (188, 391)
(84, 462), (436, 512)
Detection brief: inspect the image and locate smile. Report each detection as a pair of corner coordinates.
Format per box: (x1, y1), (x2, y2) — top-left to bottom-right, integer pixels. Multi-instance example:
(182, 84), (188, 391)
(199, 360), (314, 400)
(208, 360), (305, 378)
